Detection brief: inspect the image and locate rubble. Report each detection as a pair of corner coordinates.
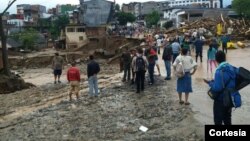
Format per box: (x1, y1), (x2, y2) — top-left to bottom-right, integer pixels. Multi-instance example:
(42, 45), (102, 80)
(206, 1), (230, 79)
(166, 17), (250, 40)
(0, 75), (203, 140)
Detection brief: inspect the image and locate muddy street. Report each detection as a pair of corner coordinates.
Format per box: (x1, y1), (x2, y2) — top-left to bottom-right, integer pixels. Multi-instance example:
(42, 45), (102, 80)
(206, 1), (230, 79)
(0, 46), (250, 140)
(0, 70), (203, 140)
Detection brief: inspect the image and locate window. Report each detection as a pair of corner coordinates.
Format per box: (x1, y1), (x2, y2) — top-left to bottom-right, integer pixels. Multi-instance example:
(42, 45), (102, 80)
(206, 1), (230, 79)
(67, 28), (74, 32)
(79, 36), (83, 41)
(77, 28), (85, 32)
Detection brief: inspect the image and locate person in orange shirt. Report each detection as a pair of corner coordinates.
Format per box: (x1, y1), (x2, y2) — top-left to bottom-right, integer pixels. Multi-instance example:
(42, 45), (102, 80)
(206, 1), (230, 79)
(67, 62), (81, 101)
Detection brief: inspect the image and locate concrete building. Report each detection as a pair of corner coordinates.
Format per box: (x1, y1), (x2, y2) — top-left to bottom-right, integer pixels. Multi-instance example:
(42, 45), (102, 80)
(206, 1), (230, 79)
(168, 0), (221, 8)
(65, 25), (88, 49)
(140, 1), (169, 16)
(122, 1), (169, 18)
(163, 7), (235, 28)
(80, 0), (115, 27)
(16, 4), (46, 25)
(122, 2), (138, 14)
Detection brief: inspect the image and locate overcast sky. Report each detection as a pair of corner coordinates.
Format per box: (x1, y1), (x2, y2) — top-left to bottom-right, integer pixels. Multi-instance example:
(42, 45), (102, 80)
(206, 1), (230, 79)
(1, 0), (232, 14)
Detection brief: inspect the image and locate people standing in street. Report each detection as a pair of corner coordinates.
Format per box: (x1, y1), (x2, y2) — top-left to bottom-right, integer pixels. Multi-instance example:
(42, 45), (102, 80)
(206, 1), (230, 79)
(146, 45), (157, 85)
(194, 36), (205, 63)
(204, 51), (239, 125)
(173, 48), (197, 105)
(130, 49), (137, 85)
(121, 48), (132, 82)
(162, 42), (173, 80)
(156, 37), (163, 54)
(67, 62), (81, 101)
(210, 38), (220, 51)
(221, 34), (229, 54)
(87, 55), (100, 97)
(171, 39), (181, 63)
(52, 52), (64, 84)
(207, 44), (217, 78)
(132, 48), (148, 93)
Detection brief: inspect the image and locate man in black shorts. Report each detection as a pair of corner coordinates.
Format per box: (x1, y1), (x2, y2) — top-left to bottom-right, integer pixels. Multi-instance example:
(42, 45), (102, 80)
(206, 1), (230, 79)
(52, 52), (64, 84)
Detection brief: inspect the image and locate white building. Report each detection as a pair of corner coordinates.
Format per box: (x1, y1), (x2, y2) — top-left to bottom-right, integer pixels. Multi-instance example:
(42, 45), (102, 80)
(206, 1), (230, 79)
(7, 19), (24, 27)
(168, 0), (221, 8)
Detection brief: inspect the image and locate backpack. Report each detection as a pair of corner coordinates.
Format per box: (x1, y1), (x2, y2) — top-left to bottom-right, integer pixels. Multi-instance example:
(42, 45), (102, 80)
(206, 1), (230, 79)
(175, 58), (185, 78)
(136, 57), (145, 72)
(235, 67), (250, 91)
(224, 67), (250, 108)
(209, 67), (250, 108)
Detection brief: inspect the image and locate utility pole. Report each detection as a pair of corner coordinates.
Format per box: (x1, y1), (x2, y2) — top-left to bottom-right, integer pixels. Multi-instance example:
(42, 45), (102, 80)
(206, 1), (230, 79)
(0, 0), (17, 75)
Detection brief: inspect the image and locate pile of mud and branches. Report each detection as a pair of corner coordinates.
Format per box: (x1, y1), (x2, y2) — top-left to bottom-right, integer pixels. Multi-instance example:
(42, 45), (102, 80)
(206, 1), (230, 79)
(0, 71), (34, 94)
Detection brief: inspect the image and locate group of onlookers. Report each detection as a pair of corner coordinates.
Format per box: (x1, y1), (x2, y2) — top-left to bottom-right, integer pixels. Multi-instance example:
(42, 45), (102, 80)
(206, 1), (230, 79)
(51, 25), (240, 125)
(52, 53), (100, 101)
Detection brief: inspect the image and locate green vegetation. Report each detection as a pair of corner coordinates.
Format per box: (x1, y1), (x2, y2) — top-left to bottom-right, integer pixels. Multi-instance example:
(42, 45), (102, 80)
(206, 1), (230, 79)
(145, 11), (160, 28)
(115, 4), (120, 11)
(116, 12), (136, 25)
(232, 0), (250, 18)
(50, 15), (69, 40)
(10, 28), (39, 50)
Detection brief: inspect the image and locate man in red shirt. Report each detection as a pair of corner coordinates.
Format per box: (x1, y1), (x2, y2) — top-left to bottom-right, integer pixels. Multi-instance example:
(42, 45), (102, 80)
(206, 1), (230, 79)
(67, 62), (81, 101)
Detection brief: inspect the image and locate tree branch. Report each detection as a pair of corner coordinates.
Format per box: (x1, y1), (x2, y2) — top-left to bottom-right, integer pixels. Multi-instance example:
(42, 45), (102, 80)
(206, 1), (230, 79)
(1, 0), (17, 15)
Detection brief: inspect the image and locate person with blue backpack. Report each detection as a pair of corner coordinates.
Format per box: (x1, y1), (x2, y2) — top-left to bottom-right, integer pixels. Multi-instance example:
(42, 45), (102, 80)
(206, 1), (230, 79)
(204, 51), (240, 125)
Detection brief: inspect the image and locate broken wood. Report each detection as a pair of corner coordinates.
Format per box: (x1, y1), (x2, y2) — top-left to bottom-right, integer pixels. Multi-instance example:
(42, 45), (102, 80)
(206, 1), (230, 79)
(107, 44), (147, 64)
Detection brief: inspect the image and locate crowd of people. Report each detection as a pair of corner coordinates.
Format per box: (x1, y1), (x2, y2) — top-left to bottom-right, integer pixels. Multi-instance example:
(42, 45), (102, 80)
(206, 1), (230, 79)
(118, 30), (242, 125)
(51, 27), (241, 125)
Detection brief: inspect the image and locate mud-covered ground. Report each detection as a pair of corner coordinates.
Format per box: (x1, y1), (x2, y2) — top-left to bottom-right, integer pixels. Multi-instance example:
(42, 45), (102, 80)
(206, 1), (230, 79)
(0, 73), (203, 140)
(2, 45), (250, 140)
(0, 55), (203, 140)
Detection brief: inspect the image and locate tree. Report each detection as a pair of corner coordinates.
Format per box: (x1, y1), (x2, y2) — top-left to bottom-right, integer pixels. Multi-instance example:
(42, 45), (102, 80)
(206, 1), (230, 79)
(115, 4), (120, 11)
(50, 15), (69, 40)
(10, 28), (39, 50)
(116, 12), (136, 26)
(0, 0), (17, 75)
(232, 0), (250, 18)
(145, 11), (160, 28)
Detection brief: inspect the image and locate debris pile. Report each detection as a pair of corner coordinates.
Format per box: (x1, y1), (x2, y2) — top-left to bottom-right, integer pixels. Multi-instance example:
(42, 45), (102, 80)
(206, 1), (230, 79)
(167, 17), (250, 40)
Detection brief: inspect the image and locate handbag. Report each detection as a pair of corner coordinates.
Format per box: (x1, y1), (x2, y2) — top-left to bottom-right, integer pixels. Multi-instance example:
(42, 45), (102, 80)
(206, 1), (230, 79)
(175, 57), (185, 78)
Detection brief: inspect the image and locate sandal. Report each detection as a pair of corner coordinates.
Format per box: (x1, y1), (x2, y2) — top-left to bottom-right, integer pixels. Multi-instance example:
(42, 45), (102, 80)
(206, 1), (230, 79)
(179, 101), (184, 104)
(185, 102), (190, 105)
